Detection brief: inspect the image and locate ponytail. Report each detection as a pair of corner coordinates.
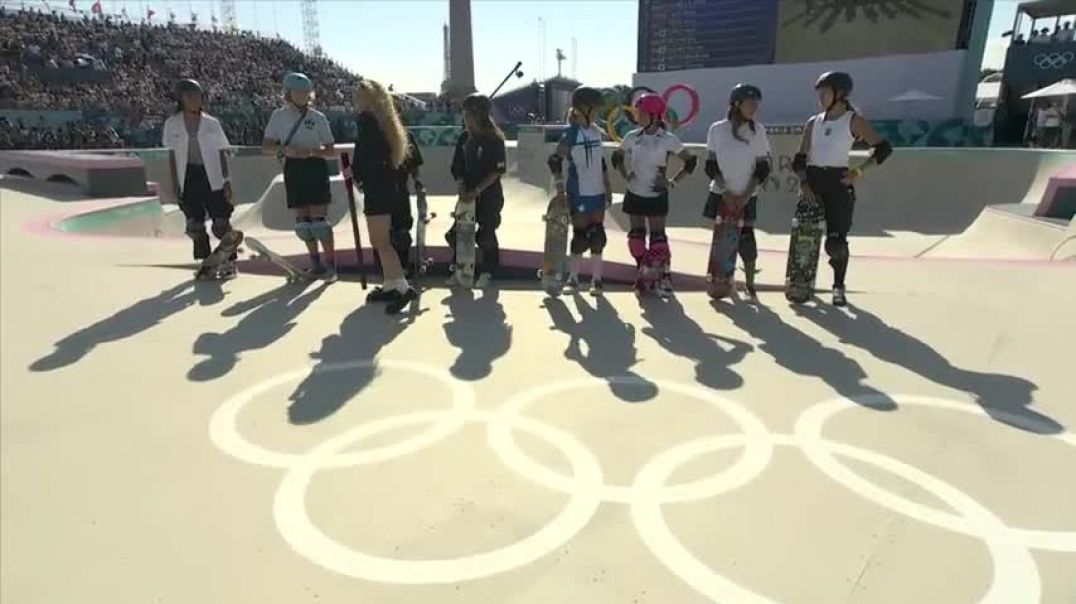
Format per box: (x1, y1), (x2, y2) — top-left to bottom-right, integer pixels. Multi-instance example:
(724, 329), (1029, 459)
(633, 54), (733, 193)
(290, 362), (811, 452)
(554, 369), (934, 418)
(727, 105), (757, 144)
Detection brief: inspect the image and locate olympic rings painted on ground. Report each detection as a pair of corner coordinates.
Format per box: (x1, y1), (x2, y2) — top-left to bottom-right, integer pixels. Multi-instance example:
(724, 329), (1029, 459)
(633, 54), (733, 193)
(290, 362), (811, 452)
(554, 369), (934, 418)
(211, 367), (1072, 599)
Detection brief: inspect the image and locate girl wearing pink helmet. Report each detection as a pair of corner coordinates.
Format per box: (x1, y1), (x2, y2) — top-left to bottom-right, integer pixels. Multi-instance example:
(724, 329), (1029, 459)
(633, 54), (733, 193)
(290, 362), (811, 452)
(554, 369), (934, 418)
(611, 93), (698, 295)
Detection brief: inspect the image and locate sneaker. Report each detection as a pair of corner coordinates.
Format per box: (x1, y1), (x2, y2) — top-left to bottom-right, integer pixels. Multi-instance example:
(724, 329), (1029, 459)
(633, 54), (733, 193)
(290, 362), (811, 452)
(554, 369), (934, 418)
(305, 263), (327, 278)
(320, 265), (338, 282)
(832, 286), (847, 307)
(366, 286), (395, 303)
(385, 288), (418, 315)
(192, 235), (211, 260)
(589, 279), (604, 296)
(563, 276), (580, 293)
(657, 277), (673, 296)
(475, 273), (493, 289)
(218, 260), (238, 280)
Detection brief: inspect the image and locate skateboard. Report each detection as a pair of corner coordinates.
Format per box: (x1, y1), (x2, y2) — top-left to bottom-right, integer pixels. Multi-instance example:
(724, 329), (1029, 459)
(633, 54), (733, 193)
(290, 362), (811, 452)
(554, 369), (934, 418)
(450, 198), (477, 288)
(195, 229), (244, 281)
(784, 198), (826, 303)
(340, 152), (368, 289)
(245, 235), (308, 283)
(706, 208), (743, 300)
(539, 194), (570, 294)
(413, 187), (436, 278)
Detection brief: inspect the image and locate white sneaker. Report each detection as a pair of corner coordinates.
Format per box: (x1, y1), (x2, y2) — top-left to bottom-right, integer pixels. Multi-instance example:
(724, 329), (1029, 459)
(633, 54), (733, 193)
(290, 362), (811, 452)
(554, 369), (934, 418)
(475, 273), (493, 289)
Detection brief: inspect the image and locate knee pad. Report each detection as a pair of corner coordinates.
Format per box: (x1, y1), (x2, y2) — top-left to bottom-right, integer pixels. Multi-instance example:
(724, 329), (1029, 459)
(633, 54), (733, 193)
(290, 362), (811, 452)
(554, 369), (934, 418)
(185, 218), (207, 239)
(570, 228), (589, 255)
(310, 217), (334, 243)
(587, 224), (607, 254)
(648, 231), (670, 266)
(824, 235), (849, 261)
(210, 218), (233, 240)
(738, 226), (758, 263)
(294, 218), (315, 242)
(628, 228), (647, 262)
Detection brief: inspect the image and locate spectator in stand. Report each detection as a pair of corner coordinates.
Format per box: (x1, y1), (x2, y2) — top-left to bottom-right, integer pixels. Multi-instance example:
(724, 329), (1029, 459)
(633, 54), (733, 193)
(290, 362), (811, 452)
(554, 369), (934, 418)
(1032, 28), (1053, 43)
(1057, 21), (1074, 42)
(1013, 33), (1027, 45)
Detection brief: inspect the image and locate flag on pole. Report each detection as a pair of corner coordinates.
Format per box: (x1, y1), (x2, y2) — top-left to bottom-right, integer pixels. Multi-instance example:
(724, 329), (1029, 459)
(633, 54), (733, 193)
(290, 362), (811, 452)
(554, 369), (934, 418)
(190, 10), (197, 23)
(121, 6), (128, 19)
(68, 0), (76, 11)
(146, 7), (155, 20)
(91, 0), (102, 15)
(168, 9), (175, 23)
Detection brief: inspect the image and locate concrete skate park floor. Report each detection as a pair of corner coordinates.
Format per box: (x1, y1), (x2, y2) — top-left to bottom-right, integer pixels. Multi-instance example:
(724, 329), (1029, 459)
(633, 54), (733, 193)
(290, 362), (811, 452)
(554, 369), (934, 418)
(2, 177), (1076, 603)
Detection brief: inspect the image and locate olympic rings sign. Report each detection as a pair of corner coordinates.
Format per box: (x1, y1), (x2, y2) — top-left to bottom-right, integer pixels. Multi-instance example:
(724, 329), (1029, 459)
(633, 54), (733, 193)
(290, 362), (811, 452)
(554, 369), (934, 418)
(1033, 51), (1074, 70)
(210, 361), (1075, 600)
(604, 83), (701, 142)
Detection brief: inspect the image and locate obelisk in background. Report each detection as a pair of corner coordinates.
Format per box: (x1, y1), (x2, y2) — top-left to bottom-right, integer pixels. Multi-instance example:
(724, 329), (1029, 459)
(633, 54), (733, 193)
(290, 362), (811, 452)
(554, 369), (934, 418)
(441, 0), (476, 100)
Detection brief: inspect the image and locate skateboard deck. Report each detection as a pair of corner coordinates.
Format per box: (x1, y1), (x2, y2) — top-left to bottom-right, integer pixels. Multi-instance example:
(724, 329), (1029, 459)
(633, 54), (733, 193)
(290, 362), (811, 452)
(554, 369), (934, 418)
(195, 229), (244, 280)
(451, 199), (477, 288)
(784, 199), (826, 303)
(539, 195), (570, 293)
(414, 188), (435, 278)
(245, 235), (307, 282)
(706, 210), (742, 300)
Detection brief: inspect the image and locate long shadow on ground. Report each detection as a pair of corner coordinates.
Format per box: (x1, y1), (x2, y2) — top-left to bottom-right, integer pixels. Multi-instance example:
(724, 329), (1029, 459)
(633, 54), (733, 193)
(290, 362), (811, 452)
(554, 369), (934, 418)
(724, 300), (897, 411)
(286, 301), (413, 425)
(441, 289), (512, 381)
(798, 303), (1061, 434)
(639, 297), (752, 390)
(544, 293), (658, 403)
(30, 280), (224, 372)
(187, 281), (330, 381)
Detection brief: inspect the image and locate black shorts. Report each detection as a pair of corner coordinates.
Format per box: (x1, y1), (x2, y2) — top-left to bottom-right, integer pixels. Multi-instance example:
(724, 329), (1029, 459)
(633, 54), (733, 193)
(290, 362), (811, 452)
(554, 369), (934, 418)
(703, 192), (758, 224)
(283, 157), (331, 209)
(806, 166), (855, 235)
(622, 191), (669, 217)
(179, 164), (231, 222)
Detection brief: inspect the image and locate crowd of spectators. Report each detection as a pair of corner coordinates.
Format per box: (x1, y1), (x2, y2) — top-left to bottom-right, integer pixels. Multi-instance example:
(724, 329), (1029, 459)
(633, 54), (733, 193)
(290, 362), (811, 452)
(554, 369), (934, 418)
(1, 5), (359, 149)
(1012, 21), (1074, 45)
(0, 115), (126, 149)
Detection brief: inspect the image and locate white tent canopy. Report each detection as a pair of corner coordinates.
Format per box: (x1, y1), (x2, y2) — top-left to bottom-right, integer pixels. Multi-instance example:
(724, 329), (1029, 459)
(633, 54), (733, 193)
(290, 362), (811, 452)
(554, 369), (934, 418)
(1022, 79), (1076, 99)
(888, 89), (943, 102)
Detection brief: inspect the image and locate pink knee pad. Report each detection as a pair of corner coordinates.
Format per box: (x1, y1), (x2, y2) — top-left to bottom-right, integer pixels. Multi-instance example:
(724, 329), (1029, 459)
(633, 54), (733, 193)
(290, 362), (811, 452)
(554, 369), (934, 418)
(628, 231), (647, 263)
(648, 240), (671, 267)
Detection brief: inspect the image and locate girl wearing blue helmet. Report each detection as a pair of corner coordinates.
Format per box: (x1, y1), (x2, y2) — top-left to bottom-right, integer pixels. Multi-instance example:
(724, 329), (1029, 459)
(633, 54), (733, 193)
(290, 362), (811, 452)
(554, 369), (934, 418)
(262, 72), (338, 280)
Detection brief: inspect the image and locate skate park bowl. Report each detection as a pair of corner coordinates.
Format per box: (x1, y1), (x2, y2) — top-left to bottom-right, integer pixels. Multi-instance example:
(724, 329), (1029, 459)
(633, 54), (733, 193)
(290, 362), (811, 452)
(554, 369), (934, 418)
(24, 137), (1076, 270)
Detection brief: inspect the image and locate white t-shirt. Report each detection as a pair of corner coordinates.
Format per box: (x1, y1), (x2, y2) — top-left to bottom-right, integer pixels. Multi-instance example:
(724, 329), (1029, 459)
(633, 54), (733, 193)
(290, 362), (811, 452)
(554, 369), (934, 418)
(263, 104), (334, 149)
(619, 127), (684, 197)
(705, 119), (772, 196)
(559, 122), (606, 198)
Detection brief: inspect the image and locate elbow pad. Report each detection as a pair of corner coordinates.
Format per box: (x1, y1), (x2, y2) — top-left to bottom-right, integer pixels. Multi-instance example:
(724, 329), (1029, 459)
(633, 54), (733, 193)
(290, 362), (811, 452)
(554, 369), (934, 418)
(704, 159), (721, 180)
(547, 153), (563, 177)
(792, 152), (808, 176)
(611, 150), (625, 171)
(871, 140), (893, 165)
(682, 154), (698, 174)
(752, 158), (772, 183)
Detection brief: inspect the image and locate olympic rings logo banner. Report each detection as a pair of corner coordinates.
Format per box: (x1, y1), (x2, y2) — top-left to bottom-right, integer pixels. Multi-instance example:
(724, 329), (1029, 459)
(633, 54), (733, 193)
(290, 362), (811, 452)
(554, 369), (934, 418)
(599, 84), (701, 142)
(1032, 51), (1074, 70)
(210, 360), (1075, 602)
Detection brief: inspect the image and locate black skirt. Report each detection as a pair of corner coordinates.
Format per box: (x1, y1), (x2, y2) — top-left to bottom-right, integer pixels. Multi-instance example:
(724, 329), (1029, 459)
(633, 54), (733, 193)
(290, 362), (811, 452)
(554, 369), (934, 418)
(622, 190), (669, 217)
(283, 157), (331, 208)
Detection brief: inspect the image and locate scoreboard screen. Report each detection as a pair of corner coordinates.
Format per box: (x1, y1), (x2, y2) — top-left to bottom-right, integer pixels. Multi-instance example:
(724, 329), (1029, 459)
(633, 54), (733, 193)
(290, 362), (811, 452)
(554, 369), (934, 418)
(637, 0), (777, 72)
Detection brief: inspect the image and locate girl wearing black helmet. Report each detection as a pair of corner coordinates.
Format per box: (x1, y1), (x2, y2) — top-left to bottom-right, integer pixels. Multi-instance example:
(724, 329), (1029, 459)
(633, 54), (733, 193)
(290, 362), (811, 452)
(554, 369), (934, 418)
(163, 79), (237, 271)
(447, 93), (507, 288)
(793, 71), (893, 306)
(611, 92), (697, 296)
(704, 83), (772, 298)
(262, 72), (338, 280)
(547, 85), (612, 294)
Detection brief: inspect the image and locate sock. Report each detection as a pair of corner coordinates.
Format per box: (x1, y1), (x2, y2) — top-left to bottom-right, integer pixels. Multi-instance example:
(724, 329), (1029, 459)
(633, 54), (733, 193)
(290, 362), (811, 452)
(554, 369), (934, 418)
(569, 254), (582, 280)
(394, 278), (410, 294)
(590, 254), (603, 281)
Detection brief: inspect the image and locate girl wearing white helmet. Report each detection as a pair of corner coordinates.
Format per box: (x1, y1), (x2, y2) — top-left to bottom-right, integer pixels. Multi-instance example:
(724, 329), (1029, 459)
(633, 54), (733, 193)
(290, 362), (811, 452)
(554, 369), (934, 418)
(262, 72), (338, 280)
(548, 86), (612, 295)
(162, 78), (236, 273)
(350, 78), (417, 313)
(611, 92), (697, 295)
(793, 71), (892, 306)
(704, 83), (772, 298)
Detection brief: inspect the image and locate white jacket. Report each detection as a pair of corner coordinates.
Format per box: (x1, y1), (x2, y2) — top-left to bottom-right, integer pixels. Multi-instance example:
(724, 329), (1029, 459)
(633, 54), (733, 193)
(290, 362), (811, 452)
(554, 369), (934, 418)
(162, 112), (231, 193)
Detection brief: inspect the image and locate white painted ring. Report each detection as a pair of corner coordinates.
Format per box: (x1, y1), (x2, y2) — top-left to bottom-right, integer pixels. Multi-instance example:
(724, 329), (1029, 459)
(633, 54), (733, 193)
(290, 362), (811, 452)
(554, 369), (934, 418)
(209, 359), (476, 469)
(797, 394), (1076, 552)
(631, 433), (1041, 604)
(273, 410), (603, 584)
(490, 376), (773, 504)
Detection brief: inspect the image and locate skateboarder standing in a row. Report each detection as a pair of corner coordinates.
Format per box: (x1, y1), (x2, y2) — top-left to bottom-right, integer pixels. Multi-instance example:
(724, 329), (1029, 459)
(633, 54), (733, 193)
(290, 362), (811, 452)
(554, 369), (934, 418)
(349, 78), (418, 310)
(612, 93), (697, 295)
(389, 106), (424, 277)
(705, 83), (772, 298)
(262, 72), (338, 280)
(794, 72), (892, 306)
(549, 86), (612, 295)
(447, 93), (507, 288)
(162, 79), (237, 273)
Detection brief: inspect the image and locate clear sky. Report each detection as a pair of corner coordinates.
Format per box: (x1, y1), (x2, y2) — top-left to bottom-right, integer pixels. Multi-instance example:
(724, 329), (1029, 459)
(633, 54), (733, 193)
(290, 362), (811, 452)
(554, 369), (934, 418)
(34, 0), (1058, 91)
